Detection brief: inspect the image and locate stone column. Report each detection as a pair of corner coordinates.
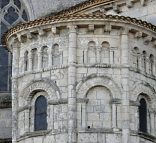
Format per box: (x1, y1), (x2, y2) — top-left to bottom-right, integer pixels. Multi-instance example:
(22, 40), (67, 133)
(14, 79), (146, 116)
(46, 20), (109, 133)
(68, 25), (77, 143)
(82, 103), (87, 129)
(28, 50), (32, 72)
(84, 49), (88, 64)
(121, 27), (130, 143)
(38, 47), (42, 70)
(112, 103), (117, 129)
(97, 47), (101, 63)
(12, 41), (20, 143)
(151, 112), (155, 135)
(25, 108), (30, 133)
(48, 47), (52, 67)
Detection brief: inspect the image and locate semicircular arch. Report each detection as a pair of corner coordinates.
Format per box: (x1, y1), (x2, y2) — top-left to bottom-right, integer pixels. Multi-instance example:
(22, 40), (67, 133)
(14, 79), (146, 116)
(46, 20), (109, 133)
(76, 75), (122, 99)
(20, 78), (61, 103)
(131, 82), (156, 107)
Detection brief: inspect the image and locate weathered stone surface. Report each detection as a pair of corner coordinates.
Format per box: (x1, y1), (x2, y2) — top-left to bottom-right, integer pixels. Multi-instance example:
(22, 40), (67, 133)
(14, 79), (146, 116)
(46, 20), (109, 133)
(1, 0), (156, 143)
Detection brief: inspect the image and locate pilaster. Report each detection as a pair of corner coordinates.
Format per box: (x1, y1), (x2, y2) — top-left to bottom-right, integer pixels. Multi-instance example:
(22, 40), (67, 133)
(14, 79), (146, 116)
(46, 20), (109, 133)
(12, 40), (20, 143)
(121, 27), (130, 143)
(28, 50), (32, 72)
(38, 47), (42, 70)
(68, 25), (77, 143)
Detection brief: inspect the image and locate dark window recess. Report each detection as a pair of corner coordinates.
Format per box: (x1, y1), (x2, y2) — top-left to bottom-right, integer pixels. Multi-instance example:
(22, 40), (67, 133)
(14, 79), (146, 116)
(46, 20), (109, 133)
(139, 98), (147, 133)
(4, 7), (19, 24)
(13, 0), (21, 9)
(22, 10), (28, 21)
(1, 22), (8, 43)
(34, 96), (47, 131)
(1, 22), (8, 35)
(0, 46), (9, 66)
(0, 66), (9, 91)
(1, 0), (10, 9)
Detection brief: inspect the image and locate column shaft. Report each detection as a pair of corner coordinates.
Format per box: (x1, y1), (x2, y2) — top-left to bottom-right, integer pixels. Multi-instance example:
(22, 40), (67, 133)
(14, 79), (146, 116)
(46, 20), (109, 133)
(121, 28), (130, 143)
(12, 43), (19, 143)
(68, 25), (77, 143)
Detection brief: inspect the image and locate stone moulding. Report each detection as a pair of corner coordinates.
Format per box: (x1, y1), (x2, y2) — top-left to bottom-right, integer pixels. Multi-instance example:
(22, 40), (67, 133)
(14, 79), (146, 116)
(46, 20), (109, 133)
(17, 130), (52, 142)
(17, 105), (30, 113)
(3, 13), (156, 47)
(131, 130), (156, 142)
(48, 98), (68, 105)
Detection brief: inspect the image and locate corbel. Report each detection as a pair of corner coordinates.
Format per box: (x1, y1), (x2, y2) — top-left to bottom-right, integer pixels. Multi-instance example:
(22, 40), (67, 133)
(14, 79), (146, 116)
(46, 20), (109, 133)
(88, 24), (94, 32)
(38, 28), (45, 36)
(140, 0), (146, 6)
(113, 3), (121, 13)
(144, 35), (152, 44)
(27, 31), (32, 39)
(135, 31), (143, 38)
(104, 23), (112, 32)
(16, 34), (22, 43)
(51, 26), (59, 35)
(126, 0), (133, 8)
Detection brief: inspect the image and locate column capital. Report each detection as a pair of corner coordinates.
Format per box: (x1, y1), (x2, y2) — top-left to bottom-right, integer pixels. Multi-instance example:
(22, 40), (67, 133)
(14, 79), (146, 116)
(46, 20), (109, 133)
(12, 38), (20, 49)
(67, 24), (77, 32)
(120, 27), (130, 35)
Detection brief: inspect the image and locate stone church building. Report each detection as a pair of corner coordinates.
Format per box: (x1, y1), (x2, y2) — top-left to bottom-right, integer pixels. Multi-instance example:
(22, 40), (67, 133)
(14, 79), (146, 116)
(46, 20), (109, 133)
(1, 0), (156, 143)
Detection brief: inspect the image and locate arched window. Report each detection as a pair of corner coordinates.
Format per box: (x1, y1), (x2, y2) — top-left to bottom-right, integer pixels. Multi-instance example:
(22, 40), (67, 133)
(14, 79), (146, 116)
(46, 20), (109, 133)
(142, 51), (147, 72)
(149, 54), (154, 75)
(42, 46), (48, 68)
(87, 41), (96, 64)
(139, 98), (147, 133)
(34, 96), (47, 131)
(24, 51), (28, 71)
(52, 44), (61, 66)
(133, 47), (140, 69)
(32, 48), (38, 70)
(101, 41), (110, 64)
(0, 0), (29, 91)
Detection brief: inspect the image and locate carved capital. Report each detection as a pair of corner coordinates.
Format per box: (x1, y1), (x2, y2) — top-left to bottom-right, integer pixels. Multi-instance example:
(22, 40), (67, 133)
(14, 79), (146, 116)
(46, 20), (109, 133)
(12, 37), (20, 49)
(88, 24), (94, 32)
(120, 27), (130, 35)
(110, 98), (121, 104)
(104, 23), (111, 32)
(67, 24), (77, 33)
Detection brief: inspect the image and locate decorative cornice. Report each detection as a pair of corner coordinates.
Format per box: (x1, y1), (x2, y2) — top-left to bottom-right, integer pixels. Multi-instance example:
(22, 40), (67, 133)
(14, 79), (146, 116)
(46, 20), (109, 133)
(3, 13), (156, 46)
